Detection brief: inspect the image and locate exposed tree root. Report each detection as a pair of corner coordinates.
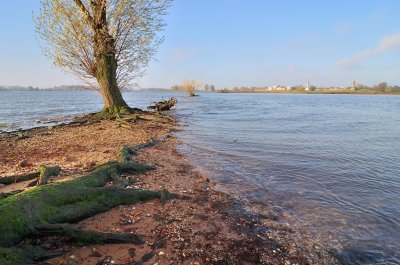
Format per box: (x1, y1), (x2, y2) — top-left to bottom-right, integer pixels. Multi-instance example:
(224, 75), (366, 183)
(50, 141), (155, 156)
(134, 250), (156, 265)
(0, 166), (61, 190)
(116, 114), (139, 130)
(119, 146), (138, 162)
(97, 106), (144, 117)
(0, 190), (24, 200)
(0, 146), (177, 264)
(160, 188), (178, 205)
(0, 165), (158, 247)
(0, 246), (62, 265)
(35, 223), (144, 245)
(37, 165), (61, 186)
(109, 167), (134, 188)
(133, 139), (160, 150)
(0, 172), (39, 185)
(118, 140), (161, 161)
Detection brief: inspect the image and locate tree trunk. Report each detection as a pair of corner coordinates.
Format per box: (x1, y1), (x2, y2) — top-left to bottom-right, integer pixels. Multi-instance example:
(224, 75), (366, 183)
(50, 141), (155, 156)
(95, 40), (127, 110)
(92, 2), (128, 114)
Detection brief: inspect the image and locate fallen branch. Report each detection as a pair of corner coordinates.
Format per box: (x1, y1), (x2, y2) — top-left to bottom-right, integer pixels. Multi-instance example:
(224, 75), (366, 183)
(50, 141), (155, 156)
(147, 97), (177, 111)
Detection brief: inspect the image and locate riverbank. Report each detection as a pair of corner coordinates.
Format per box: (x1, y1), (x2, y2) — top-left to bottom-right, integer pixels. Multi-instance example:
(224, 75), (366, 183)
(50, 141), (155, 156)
(0, 112), (312, 265)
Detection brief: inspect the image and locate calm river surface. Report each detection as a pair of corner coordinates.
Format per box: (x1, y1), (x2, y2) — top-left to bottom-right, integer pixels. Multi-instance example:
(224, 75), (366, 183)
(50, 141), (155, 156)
(1, 91), (399, 264)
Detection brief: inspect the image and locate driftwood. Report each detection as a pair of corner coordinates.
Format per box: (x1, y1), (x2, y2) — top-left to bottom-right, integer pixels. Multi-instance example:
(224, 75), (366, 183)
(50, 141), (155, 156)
(0, 146), (177, 264)
(148, 97), (177, 111)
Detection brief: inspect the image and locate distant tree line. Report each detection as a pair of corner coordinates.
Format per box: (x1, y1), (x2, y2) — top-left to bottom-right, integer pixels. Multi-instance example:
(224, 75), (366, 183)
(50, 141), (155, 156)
(0, 85), (93, 91)
(213, 82), (400, 93)
(171, 82), (215, 92)
(203, 84), (216, 92)
(354, 82), (400, 93)
(0, 86), (40, 91)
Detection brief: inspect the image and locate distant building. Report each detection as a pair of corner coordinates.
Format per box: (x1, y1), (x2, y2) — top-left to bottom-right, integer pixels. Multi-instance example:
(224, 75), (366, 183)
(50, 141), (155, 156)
(305, 81), (310, 91)
(266, 85), (292, 91)
(351, 80), (357, 90)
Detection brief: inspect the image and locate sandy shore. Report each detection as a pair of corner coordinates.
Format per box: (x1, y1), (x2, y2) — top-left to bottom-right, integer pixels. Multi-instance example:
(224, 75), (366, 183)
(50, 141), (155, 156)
(0, 113), (309, 265)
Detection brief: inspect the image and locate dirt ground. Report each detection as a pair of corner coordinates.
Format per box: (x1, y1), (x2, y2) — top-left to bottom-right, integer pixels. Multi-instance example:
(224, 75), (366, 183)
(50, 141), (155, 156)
(0, 113), (308, 265)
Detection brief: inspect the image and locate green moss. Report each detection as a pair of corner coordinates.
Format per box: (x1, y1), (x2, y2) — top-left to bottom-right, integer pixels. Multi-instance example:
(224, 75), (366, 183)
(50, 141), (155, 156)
(97, 106), (132, 117)
(0, 147), (157, 248)
(96, 160), (118, 169)
(119, 146), (137, 162)
(0, 196), (30, 246)
(36, 165), (61, 185)
(38, 165), (61, 178)
(75, 231), (105, 244)
(0, 247), (25, 265)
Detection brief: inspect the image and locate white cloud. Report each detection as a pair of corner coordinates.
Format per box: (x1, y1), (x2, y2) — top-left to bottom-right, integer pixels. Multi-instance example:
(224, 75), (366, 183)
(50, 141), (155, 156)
(336, 32), (400, 67)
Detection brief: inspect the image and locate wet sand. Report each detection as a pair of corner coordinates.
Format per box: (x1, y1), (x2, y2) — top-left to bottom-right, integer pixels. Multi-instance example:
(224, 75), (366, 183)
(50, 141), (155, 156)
(0, 113), (309, 264)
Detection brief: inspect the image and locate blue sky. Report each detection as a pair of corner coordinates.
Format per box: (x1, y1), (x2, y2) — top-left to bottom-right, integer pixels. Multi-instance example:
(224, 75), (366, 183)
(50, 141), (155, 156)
(0, 0), (400, 88)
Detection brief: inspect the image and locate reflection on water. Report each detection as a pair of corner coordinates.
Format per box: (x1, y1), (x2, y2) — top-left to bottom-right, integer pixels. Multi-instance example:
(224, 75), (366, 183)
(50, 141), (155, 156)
(1, 91), (399, 263)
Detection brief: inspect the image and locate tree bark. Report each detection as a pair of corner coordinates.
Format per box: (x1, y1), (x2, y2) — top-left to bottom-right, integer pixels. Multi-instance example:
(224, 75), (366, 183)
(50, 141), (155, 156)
(92, 1), (128, 113)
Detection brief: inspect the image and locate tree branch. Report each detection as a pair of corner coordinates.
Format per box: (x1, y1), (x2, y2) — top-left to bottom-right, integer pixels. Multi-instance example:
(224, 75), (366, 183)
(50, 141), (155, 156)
(72, 0), (95, 26)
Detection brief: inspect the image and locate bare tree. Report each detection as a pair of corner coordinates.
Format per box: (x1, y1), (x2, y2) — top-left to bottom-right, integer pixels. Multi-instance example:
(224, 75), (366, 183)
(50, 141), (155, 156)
(182, 80), (201, 97)
(35, 0), (171, 114)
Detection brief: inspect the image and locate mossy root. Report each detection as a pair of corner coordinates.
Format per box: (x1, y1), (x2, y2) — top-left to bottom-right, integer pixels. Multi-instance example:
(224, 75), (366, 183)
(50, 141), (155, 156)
(0, 172), (39, 185)
(37, 165), (61, 185)
(0, 146), (177, 264)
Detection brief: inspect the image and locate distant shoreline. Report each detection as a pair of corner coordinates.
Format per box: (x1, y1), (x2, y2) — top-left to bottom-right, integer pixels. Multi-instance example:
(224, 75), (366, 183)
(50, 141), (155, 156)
(214, 90), (400, 95)
(0, 88), (170, 92)
(2, 88), (399, 95)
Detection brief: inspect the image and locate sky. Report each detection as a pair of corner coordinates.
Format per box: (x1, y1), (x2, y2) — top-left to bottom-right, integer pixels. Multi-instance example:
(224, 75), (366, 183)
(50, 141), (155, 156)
(0, 0), (400, 89)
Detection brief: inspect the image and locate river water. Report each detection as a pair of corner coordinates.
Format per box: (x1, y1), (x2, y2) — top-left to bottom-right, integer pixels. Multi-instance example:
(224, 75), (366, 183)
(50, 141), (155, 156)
(1, 91), (399, 264)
